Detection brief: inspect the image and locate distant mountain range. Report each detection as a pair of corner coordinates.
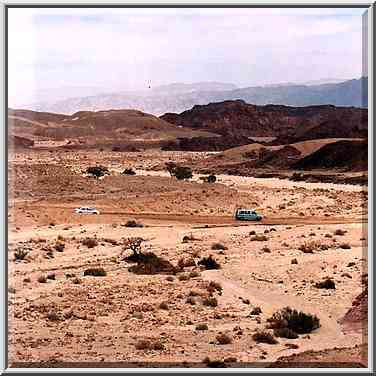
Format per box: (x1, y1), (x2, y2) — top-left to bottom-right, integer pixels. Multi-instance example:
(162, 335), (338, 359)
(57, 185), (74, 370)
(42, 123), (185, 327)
(24, 78), (367, 116)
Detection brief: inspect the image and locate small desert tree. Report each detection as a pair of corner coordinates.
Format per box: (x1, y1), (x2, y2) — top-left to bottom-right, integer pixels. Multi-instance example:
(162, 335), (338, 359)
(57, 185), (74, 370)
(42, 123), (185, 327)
(86, 166), (109, 178)
(166, 162), (192, 180)
(122, 237), (144, 258)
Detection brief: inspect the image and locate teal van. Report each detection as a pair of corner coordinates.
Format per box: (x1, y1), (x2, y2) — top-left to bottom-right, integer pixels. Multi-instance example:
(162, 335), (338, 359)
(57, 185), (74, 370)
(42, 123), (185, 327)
(235, 208), (262, 221)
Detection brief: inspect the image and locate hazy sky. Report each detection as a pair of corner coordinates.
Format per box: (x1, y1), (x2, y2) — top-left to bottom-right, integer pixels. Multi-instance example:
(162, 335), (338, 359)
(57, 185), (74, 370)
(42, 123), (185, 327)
(8, 7), (367, 106)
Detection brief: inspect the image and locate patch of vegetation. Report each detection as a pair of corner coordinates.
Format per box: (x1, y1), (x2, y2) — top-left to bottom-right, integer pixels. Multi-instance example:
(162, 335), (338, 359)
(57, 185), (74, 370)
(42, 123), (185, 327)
(86, 165), (109, 178)
(216, 333), (232, 345)
(196, 323), (208, 331)
(14, 248), (29, 261)
(249, 230), (256, 235)
(124, 219), (143, 228)
(250, 306), (262, 315)
(47, 273), (55, 280)
(72, 277), (82, 284)
(200, 174), (217, 183)
(158, 302), (169, 310)
(334, 229), (347, 236)
(178, 272), (190, 281)
(273, 327), (299, 339)
(267, 307), (320, 334)
(182, 233), (199, 243)
(166, 162), (192, 180)
(54, 241), (65, 252)
(203, 297), (218, 307)
(83, 267), (107, 277)
(81, 237), (98, 248)
(189, 270), (201, 278)
(38, 275), (47, 283)
(203, 357), (226, 368)
(291, 258), (298, 264)
(262, 246), (271, 253)
(298, 241), (328, 253)
(122, 168), (136, 175)
(207, 281), (223, 294)
(252, 330), (278, 344)
(211, 242), (228, 251)
(290, 172), (304, 182)
(250, 234), (268, 242)
(198, 255), (221, 270)
(135, 339), (164, 351)
(339, 243), (351, 250)
(315, 278), (336, 289)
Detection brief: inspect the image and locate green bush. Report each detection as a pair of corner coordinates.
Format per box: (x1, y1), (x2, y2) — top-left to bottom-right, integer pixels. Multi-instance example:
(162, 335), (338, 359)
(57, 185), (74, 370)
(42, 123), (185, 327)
(267, 307), (320, 334)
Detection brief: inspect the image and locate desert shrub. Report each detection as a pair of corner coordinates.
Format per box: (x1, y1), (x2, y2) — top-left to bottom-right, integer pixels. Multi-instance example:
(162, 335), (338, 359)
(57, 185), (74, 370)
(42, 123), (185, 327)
(189, 270), (201, 278)
(315, 278), (336, 289)
(339, 243), (351, 250)
(178, 273), (190, 281)
(38, 275), (47, 283)
(86, 166), (109, 178)
(290, 172), (304, 182)
(82, 237), (98, 248)
(262, 246), (271, 253)
(252, 330), (278, 344)
(135, 339), (164, 351)
(166, 163), (192, 180)
(198, 255), (221, 270)
(54, 241), (65, 252)
(325, 233), (332, 238)
(216, 333), (232, 345)
(182, 233), (199, 243)
(249, 230), (256, 235)
(267, 307), (320, 334)
(178, 257), (196, 269)
(83, 267), (107, 277)
(334, 229), (347, 236)
(158, 302), (169, 310)
(124, 219), (143, 228)
(47, 273), (55, 280)
(46, 311), (61, 322)
(211, 242), (227, 251)
(14, 248), (28, 261)
(72, 277), (82, 284)
(166, 276), (174, 282)
(291, 258), (298, 265)
(65, 272), (75, 278)
(250, 234), (268, 242)
(207, 174), (217, 183)
(298, 241), (327, 253)
(122, 237), (143, 257)
(203, 357), (226, 368)
(203, 297), (218, 307)
(250, 306), (262, 315)
(122, 168), (136, 175)
(196, 323), (208, 331)
(207, 281), (223, 294)
(273, 327), (299, 339)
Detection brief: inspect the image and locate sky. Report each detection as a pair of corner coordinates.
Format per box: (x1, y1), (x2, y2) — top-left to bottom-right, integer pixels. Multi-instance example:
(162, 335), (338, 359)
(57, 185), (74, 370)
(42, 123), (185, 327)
(8, 7), (368, 106)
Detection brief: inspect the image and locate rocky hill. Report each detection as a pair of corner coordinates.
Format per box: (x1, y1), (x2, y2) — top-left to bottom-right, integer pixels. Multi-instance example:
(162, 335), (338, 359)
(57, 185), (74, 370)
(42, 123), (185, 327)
(161, 100), (367, 143)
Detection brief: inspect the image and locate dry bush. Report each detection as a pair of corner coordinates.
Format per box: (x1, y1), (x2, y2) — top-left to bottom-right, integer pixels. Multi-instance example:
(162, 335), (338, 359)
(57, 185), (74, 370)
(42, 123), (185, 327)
(135, 339), (164, 351)
(122, 168), (136, 175)
(124, 220), (143, 228)
(315, 278), (336, 289)
(267, 307), (320, 334)
(216, 333), (232, 345)
(291, 258), (298, 264)
(203, 297), (218, 307)
(178, 273), (190, 281)
(250, 234), (268, 242)
(182, 233), (200, 243)
(46, 311), (62, 322)
(189, 270), (201, 278)
(38, 275), (47, 283)
(211, 242), (228, 251)
(158, 302), (169, 310)
(250, 306), (262, 315)
(207, 281), (222, 294)
(262, 246), (271, 253)
(339, 243), (351, 250)
(14, 248), (29, 261)
(298, 240), (328, 253)
(47, 273), (55, 280)
(196, 323), (209, 331)
(334, 229), (347, 236)
(83, 267), (107, 277)
(249, 230), (256, 236)
(252, 330), (278, 344)
(54, 241), (65, 252)
(198, 255), (221, 270)
(178, 257), (196, 269)
(82, 237), (98, 248)
(274, 327), (299, 339)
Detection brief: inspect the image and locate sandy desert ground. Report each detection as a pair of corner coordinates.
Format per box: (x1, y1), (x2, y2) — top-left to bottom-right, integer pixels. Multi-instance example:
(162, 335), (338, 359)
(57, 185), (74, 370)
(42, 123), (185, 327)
(8, 149), (368, 368)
